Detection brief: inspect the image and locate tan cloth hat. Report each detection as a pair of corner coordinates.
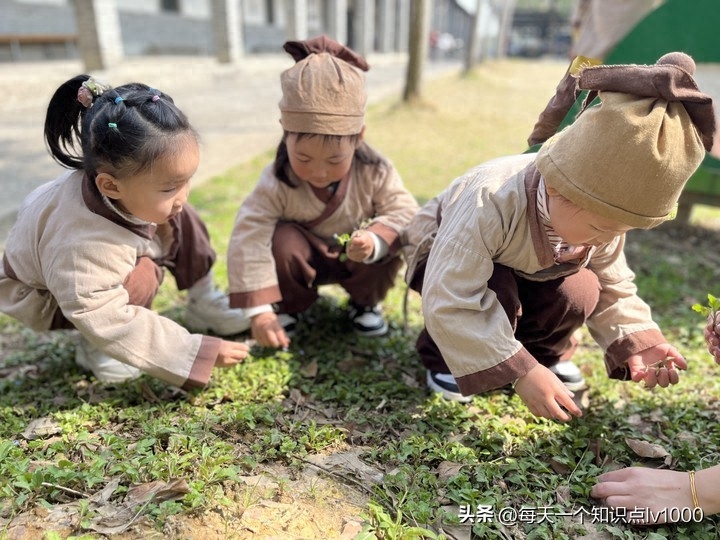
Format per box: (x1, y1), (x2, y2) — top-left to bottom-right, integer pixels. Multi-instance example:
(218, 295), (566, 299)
(279, 36), (368, 136)
(536, 52), (715, 228)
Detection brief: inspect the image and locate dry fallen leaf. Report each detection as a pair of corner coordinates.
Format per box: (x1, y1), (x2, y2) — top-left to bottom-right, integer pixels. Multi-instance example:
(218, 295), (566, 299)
(126, 478), (190, 504)
(435, 505), (473, 540)
(548, 458), (572, 475)
(289, 388), (305, 405)
(435, 461), (463, 482)
(624, 437), (670, 459)
(305, 449), (384, 484)
(337, 351), (368, 371)
(21, 417), (62, 440)
(300, 359), (318, 378)
(555, 484), (571, 505)
(401, 372), (420, 388)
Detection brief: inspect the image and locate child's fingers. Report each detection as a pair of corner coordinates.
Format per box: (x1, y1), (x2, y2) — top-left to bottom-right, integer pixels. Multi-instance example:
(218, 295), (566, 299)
(263, 328), (290, 349)
(230, 343), (250, 360)
(556, 391), (582, 419)
(265, 335), (280, 348)
(655, 367), (670, 387)
(277, 329), (291, 349)
(642, 369), (658, 389)
(548, 405), (571, 422)
(627, 359), (647, 382)
(252, 327), (277, 348)
(665, 346), (686, 370)
(215, 341), (250, 367)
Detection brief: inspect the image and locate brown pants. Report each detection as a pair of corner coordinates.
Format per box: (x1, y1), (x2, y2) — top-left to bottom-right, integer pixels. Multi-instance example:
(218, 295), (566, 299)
(51, 205), (216, 330)
(272, 222), (404, 314)
(412, 261), (600, 373)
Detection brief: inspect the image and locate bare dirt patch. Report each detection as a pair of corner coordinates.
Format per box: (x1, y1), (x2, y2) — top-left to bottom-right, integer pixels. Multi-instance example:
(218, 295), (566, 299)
(2, 460), (370, 539)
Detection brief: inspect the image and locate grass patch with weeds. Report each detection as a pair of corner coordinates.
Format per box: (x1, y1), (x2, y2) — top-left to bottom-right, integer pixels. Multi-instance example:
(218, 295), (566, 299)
(2, 58), (720, 539)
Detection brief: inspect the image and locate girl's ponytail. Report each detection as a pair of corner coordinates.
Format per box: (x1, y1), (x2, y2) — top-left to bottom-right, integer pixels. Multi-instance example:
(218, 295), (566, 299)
(44, 75), (91, 170)
(44, 75), (194, 181)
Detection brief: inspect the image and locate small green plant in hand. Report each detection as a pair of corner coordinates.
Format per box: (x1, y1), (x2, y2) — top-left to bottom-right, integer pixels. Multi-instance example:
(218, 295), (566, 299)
(692, 293), (720, 322)
(693, 294), (720, 354)
(333, 232), (352, 262)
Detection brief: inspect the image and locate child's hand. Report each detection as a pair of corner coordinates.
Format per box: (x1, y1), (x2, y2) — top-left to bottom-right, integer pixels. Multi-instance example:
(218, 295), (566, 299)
(514, 364), (582, 421)
(345, 230), (374, 262)
(215, 340), (250, 367)
(626, 344), (686, 388)
(591, 468), (695, 525)
(251, 312), (291, 349)
(704, 313), (720, 364)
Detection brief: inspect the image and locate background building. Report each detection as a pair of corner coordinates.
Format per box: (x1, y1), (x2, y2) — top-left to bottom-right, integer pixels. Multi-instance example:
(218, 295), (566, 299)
(0, 0), (532, 66)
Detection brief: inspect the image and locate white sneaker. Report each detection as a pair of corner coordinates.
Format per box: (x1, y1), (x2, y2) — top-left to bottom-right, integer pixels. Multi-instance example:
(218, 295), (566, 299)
(426, 370), (473, 403)
(548, 361), (587, 391)
(277, 313), (298, 336)
(75, 336), (142, 383)
(185, 287), (252, 336)
(348, 303), (388, 337)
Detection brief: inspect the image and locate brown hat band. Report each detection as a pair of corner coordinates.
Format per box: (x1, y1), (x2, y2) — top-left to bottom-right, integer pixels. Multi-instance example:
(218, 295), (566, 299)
(280, 109), (365, 136)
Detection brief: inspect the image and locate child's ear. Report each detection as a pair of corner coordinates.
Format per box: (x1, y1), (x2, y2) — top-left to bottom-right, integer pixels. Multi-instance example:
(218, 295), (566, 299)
(96, 172), (122, 200)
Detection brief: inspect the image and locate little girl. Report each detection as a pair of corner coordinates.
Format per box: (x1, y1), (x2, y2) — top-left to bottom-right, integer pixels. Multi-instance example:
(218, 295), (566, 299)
(227, 35), (419, 348)
(0, 75), (251, 388)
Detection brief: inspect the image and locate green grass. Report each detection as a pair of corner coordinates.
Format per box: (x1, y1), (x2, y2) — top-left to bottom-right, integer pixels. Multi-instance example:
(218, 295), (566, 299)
(2, 58), (720, 539)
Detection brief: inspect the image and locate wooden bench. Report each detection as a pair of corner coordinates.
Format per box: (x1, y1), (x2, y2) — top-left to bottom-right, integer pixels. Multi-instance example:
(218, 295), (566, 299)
(0, 34), (78, 61)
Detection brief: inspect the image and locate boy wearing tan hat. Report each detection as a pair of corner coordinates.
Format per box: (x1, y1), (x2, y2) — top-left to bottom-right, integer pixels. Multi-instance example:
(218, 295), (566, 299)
(227, 36), (418, 348)
(404, 52), (715, 420)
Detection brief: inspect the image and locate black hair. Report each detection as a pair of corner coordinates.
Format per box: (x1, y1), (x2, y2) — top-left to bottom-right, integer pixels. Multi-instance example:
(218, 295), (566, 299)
(273, 132), (383, 187)
(44, 74), (197, 180)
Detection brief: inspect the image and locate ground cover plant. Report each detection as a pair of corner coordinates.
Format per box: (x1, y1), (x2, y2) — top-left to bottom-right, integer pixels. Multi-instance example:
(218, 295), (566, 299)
(2, 58), (720, 539)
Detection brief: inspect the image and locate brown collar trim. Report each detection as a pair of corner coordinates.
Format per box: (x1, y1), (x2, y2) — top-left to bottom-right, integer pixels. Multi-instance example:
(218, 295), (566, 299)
(523, 164), (555, 268)
(303, 171), (350, 230)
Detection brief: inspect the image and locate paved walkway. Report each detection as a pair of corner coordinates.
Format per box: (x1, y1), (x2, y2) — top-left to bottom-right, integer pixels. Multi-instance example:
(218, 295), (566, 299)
(0, 54), (461, 247)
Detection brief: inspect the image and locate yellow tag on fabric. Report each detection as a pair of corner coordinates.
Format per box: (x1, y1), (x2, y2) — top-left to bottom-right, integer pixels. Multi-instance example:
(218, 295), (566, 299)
(569, 56), (603, 75)
(667, 204), (678, 221)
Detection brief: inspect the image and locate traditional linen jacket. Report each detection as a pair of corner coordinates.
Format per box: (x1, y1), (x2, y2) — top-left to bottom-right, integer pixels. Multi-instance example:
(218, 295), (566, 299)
(228, 148), (419, 308)
(0, 170), (220, 389)
(404, 153), (666, 395)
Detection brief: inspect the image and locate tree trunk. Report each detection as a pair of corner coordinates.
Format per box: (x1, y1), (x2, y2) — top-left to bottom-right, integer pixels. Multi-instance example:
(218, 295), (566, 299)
(403, 0), (431, 102)
(463, 0), (483, 73)
(496, 0), (516, 59)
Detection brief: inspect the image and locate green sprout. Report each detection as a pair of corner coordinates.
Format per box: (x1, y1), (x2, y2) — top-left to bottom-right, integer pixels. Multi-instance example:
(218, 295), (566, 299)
(692, 293), (720, 321)
(333, 233), (352, 262)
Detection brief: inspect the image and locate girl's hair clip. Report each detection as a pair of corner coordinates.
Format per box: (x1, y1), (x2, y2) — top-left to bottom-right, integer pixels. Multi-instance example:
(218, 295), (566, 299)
(77, 86), (94, 108)
(114, 96), (124, 104)
(148, 88), (161, 102)
(108, 122), (118, 129)
(77, 77), (111, 109)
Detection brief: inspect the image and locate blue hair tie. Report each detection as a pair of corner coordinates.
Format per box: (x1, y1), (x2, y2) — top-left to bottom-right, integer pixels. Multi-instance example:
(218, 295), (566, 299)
(108, 122), (118, 129)
(114, 96), (123, 104)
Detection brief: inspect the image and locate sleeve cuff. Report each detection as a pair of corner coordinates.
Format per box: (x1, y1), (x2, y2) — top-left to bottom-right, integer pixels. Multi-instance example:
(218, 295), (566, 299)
(364, 232), (389, 264)
(244, 304), (274, 318)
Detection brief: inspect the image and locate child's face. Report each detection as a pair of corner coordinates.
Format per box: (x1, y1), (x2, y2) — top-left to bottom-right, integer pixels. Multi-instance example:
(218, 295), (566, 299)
(546, 185), (633, 246)
(286, 133), (359, 189)
(97, 136), (199, 224)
